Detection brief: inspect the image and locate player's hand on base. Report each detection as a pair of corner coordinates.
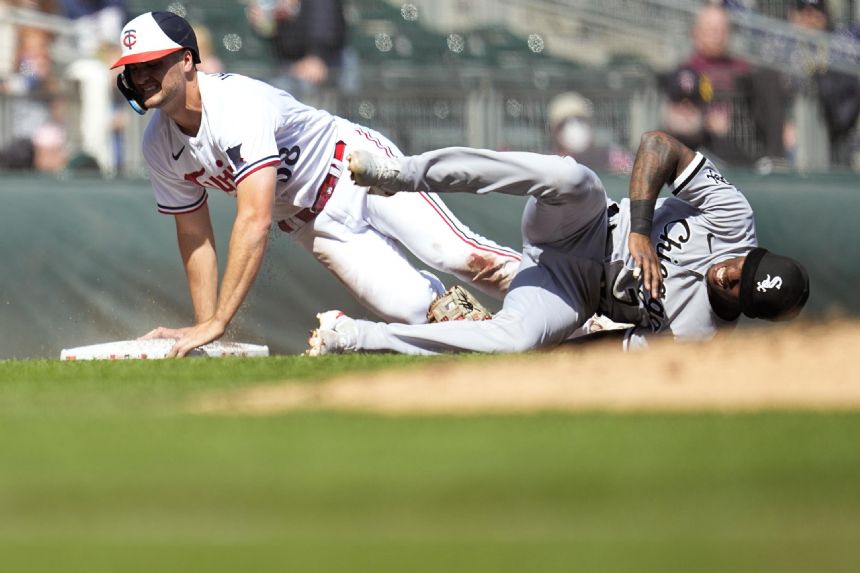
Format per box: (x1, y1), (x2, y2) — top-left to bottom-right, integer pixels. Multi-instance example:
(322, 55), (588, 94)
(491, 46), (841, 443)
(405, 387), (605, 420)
(628, 232), (663, 298)
(166, 319), (226, 358)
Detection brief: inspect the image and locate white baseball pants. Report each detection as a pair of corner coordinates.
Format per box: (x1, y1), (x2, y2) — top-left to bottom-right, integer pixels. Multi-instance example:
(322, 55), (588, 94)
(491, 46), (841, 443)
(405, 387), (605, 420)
(291, 129), (522, 324)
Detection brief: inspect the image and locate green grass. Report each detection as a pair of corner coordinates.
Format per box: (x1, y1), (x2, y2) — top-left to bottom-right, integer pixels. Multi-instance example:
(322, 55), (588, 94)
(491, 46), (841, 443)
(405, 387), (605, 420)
(1, 357), (859, 572)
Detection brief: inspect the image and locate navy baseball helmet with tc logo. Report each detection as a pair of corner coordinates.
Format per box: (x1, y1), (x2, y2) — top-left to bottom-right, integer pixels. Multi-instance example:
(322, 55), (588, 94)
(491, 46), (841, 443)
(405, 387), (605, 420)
(111, 11), (200, 69)
(111, 11), (201, 115)
(740, 248), (810, 321)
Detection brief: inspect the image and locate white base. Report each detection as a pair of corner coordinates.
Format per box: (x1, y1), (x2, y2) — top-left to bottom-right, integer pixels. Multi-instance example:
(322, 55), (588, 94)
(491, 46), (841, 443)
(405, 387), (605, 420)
(60, 339), (270, 361)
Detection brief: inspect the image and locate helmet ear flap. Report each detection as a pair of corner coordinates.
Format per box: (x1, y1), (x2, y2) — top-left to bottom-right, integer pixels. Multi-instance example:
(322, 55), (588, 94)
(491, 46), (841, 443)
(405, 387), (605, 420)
(117, 70), (147, 115)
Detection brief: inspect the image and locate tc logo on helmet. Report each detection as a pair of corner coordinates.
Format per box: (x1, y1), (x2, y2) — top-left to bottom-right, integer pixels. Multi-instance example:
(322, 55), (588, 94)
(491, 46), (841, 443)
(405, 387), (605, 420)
(122, 29), (137, 49)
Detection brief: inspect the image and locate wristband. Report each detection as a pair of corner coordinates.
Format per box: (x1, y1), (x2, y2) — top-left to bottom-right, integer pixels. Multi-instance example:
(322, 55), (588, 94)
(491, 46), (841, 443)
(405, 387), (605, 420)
(629, 199), (656, 235)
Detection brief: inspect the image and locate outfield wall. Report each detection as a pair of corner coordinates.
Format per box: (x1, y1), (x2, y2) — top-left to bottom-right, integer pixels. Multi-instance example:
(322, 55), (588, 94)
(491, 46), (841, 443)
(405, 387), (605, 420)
(0, 171), (856, 359)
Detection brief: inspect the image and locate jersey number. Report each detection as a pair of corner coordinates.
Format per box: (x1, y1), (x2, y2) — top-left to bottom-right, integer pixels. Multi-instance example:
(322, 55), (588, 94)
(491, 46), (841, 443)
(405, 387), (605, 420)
(277, 145), (301, 183)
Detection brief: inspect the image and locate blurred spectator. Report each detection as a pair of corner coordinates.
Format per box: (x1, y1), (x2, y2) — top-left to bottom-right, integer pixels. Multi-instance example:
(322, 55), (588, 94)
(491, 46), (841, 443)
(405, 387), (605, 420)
(0, 15), (71, 173)
(1, 0), (57, 12)
(675, 3), (787, 164)
(193, 23), (224, 74)
(2, 22), (56, 97)
(57, 0), (125, 56)
(245, 0), (359, 95)
(0, 137), (35, 170)
(547, 91), (633, 173)
(790, 0), (830, 30)
(0, 2), (23, 82)
(659, 66), (750, 165)
(685, 3), (749, 91)
(31, 122), (69, 172)
(0, 123), (69, 173)
(6, 25), (55, 97)
(788, 0), (860, 168)
(659, 67), (709, 150)
(102, 43), (129, 171)
(59, 0), (127, 174)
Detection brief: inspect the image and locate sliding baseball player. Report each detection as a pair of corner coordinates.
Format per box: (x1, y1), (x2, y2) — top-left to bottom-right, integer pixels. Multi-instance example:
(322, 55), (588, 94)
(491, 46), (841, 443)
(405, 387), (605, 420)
(307, 130), (810, 354)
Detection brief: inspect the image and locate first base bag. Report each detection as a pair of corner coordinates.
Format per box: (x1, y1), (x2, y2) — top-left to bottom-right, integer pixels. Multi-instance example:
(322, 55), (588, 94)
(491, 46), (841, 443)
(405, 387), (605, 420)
(60, 339), (269, 360)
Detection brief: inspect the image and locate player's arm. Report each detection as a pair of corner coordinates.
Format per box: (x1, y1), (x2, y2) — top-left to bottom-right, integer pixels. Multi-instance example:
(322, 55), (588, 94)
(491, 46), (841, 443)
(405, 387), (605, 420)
(167, 166), (276, 357)
(139, 202), (219, 343)
(627, 130), (696, 297)
(210, 165), (275, 329)
(174, 203), (219, 323)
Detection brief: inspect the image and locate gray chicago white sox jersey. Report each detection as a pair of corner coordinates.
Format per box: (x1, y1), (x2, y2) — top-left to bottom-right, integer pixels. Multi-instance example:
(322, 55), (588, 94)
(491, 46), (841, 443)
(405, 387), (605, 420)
(604, 152), (757, 349)
(142, 72), (339, 219)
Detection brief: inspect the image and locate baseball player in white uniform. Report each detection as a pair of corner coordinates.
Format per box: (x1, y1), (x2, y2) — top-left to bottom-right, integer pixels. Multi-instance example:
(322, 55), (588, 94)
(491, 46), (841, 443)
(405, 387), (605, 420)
(111, 11), (520, 357)
(307, 130), (810, 355)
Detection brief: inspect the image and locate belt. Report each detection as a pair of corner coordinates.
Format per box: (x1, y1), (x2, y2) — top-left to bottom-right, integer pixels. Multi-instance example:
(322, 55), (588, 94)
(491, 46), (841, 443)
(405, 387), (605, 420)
(278, 140), (346, 233)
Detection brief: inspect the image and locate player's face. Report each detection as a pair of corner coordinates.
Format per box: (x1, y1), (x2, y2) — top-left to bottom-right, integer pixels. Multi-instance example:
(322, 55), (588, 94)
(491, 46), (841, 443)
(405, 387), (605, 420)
(126, 51), (187, 110)
(706, 255), (746, 318)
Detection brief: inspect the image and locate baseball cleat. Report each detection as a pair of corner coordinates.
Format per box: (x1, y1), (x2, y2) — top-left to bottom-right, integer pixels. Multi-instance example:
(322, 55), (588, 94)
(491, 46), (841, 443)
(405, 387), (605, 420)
(347, 150), (403, 196)
(305, 310), (358, 356)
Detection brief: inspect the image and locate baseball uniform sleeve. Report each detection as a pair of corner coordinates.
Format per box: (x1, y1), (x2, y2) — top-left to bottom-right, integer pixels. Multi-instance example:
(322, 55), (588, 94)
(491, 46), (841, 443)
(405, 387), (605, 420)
(208, 81), (281, 186)
(142, 118), (208, 215)
(666, 152), (753, 221)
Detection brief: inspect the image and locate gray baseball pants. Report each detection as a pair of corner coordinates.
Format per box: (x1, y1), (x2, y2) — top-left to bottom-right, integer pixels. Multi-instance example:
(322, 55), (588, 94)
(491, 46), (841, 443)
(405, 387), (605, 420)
(352, 147), (609, 354)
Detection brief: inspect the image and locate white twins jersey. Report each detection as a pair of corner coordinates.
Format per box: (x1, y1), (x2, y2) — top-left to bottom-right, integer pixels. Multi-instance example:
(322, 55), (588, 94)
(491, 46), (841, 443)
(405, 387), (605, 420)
(142, 72), (339, 218)
(606, 152), (757, 348)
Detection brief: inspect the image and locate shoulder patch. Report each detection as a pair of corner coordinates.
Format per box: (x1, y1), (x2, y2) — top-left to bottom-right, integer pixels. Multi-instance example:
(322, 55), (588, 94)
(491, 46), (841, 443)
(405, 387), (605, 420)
(226, 144), (246, 170)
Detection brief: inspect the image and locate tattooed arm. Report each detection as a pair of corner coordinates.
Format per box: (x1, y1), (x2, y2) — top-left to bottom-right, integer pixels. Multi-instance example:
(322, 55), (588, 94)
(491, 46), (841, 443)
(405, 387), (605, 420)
(627, 131), (696, 297)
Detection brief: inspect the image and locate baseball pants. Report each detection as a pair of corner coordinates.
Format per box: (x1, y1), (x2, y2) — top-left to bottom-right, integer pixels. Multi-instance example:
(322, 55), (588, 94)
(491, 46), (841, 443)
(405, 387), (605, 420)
(292, 129), (522, 325)
(343, 147), (610, 354)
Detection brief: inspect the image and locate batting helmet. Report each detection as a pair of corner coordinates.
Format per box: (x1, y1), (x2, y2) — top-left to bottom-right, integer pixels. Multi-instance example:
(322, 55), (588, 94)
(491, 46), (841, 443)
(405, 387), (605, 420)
(112, 11), (201, 114)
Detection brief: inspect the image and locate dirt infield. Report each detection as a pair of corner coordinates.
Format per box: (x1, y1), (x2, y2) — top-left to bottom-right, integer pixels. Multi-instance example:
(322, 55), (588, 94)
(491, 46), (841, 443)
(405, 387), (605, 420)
(196, 320), (859, 415)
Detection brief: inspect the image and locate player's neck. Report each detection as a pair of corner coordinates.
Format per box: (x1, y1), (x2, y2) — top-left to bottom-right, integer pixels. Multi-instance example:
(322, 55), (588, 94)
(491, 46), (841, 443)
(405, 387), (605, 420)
(168, 76), (203, 137)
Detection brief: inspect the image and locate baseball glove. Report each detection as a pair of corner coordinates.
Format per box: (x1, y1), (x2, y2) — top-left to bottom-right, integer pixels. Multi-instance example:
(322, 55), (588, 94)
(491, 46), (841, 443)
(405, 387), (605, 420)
(427, 285), (493, 322)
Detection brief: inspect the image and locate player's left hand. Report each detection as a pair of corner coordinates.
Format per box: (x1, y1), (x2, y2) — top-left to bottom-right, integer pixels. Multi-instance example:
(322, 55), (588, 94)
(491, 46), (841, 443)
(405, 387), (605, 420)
(166, 319), (226, 358)
(139, 320), (226, 358)
(628, 232), (663, 297)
